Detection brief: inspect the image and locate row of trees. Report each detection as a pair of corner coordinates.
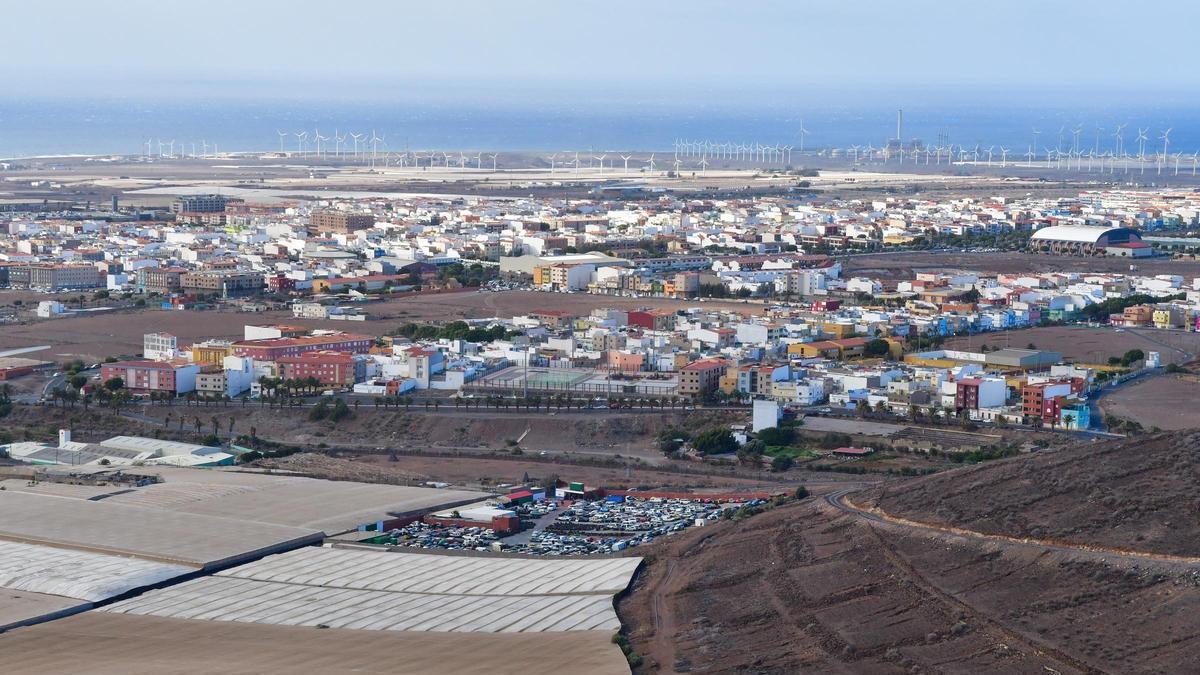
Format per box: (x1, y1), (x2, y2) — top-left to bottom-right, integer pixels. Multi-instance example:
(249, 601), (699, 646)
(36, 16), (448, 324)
(258, 376), (326, 397)
(453, 394), (690, 411)
(389, 321), (511, 343)
(160, 411), (246, 441)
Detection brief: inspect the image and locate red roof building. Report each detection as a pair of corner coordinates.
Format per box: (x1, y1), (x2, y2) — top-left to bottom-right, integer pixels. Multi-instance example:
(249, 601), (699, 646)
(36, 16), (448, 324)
(276, 351), (362, 386)
(232, 333), (373, 361)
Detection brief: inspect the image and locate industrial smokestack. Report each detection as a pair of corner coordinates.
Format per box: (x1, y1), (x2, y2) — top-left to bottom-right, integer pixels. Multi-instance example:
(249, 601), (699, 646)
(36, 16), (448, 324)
(896, 108), (903, 143)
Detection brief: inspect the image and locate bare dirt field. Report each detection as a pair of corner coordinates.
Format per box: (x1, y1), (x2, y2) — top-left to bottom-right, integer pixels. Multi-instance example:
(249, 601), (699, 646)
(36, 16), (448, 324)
(0, 613), (629, 675)
(843, 249), (1200, 279)
(0, 290), (759, 362)
(1100, 373), (1200, 430)
(945, 324), (1200, 365)
(258, 452), (796, 493)
(363, 290), (759, 323)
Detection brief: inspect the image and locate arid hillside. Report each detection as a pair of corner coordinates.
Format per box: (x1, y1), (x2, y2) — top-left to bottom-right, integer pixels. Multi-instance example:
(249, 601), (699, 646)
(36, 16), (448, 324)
(620, 482), (1200, 674)
(869, 430), (1200, 557)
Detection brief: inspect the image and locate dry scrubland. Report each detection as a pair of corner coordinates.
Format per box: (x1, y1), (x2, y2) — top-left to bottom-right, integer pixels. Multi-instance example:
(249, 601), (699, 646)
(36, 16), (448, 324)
(134, 405), (745, 462)
(620, 431), (1200, 673)
(870, 430), (1200, 557)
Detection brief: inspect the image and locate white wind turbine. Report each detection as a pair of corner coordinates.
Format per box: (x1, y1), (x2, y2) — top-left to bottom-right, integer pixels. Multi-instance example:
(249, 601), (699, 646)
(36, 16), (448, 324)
(295, 131), (307, 157)
(594, 154), (607, 173)
(646, 154), (656, 172)
(350, 132), (363, 159)
(1158, 128), (1172, 175)
(369, 131), (383, 168)
(489, 153), (498, 171)
(698, 157), (709, 173)
(314, 129), (328, 158)
(620, 154), (632, 173)
(797, 120), (809, 154)
(999, 147), (1009, 167)
(1136, 128), (1148, 174)
(276, 130), (287, 154)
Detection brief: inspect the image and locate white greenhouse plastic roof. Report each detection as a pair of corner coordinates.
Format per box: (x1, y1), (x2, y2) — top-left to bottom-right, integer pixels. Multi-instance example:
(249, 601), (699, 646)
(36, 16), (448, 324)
(0, 540), (193, 602)
(103, 547), (642, 633)
(219, 546), (643, 596)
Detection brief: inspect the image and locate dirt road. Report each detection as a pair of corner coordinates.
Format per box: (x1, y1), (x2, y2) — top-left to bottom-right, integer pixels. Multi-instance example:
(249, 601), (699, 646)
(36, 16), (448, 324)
(827, 488), (1200, 567)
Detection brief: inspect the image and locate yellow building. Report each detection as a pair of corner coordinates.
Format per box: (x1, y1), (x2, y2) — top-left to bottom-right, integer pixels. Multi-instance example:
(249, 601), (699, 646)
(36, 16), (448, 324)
(820, 322), (856, 339)
(1152, 307), (1184, 329)
(192, 340), (232, 366)
(883, 337), (906, 360)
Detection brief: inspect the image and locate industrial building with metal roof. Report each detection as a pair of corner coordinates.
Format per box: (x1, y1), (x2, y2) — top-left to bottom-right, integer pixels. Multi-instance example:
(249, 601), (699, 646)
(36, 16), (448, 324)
(1027, 224), (1144, 255)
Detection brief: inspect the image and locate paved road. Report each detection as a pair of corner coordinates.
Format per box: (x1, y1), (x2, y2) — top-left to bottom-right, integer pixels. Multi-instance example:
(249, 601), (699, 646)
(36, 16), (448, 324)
(825, 487), (1200, 567)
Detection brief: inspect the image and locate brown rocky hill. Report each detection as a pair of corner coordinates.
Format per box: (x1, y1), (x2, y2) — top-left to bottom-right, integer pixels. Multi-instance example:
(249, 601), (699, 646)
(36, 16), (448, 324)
(869, 430), (1200, 557)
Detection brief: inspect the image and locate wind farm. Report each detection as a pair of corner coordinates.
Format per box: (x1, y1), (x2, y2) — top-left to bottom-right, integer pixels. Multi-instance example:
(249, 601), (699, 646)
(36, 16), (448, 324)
(96, 110), (1200, 187)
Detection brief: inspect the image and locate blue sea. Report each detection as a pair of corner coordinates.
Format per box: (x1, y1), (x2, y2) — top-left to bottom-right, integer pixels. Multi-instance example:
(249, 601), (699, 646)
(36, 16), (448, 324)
(2, 98), (1198, 158)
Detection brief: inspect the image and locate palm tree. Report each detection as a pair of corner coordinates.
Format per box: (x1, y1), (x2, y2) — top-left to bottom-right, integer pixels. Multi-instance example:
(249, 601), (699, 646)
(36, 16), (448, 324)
(210, 416), (220, 437)
(193, 416), (202, 436)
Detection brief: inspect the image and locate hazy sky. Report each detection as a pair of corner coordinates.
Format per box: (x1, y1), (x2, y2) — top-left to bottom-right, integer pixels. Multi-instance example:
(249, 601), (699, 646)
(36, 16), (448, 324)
(7, 0), (1199, 105)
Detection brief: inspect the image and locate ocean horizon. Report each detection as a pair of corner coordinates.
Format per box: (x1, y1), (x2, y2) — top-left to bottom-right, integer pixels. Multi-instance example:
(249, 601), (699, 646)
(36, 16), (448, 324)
(2, 98), (1198, 159)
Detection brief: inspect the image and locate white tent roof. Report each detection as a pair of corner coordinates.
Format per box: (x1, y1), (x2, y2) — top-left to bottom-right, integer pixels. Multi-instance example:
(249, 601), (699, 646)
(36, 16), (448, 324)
(1030, 225), (1123, 243)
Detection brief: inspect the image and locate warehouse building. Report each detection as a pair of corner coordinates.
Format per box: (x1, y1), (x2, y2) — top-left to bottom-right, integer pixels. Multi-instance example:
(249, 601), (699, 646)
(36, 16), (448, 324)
(1027, 225), (1145, 256)
(984, 347), (1063, 370)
